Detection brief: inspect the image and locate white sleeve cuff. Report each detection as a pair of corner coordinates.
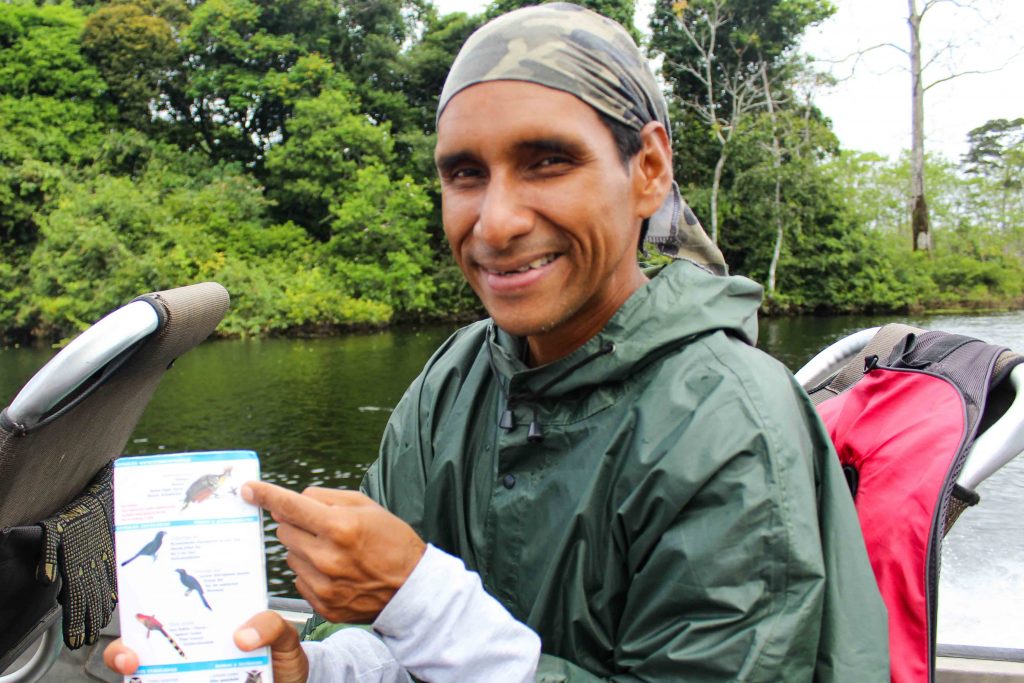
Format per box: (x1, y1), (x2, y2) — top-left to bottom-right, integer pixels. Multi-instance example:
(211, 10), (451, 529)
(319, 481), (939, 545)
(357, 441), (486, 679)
(373, 543), (541, 683)
(302, 627), (412, 683)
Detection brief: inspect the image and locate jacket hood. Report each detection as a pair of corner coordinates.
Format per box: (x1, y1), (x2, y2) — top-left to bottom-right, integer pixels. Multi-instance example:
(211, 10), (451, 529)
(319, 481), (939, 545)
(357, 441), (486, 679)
(487, 259), (763, 399)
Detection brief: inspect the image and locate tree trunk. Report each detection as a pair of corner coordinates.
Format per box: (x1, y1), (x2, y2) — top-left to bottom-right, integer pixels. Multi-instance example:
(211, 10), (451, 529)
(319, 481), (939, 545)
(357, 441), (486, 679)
(909, 0), (931, 251)
(768, 175), (783, 295)
(912, 193), (931, 250)
(761, 65), (784, 295)
(710, 150), (727, 244)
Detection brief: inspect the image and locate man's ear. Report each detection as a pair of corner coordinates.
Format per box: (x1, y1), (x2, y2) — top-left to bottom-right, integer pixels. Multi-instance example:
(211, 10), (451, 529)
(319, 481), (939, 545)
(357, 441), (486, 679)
(632, 121), (673, 219)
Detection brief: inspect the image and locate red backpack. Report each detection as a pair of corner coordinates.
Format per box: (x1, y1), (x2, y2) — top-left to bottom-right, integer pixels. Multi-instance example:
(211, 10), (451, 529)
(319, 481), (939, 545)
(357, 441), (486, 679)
(805, 324), (1023, 683)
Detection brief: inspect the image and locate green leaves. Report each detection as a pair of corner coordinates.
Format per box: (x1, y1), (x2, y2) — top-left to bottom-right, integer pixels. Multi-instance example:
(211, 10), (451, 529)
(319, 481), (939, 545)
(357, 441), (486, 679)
(0, 2), (105, 100)
(821, 146), (1024, 312)
(326, 164), (436, 313)
(265, 83), (396, 234)
(0, 0), (457, 342)
(81, 2), (177, 126)
(2, 0), (1018, 342)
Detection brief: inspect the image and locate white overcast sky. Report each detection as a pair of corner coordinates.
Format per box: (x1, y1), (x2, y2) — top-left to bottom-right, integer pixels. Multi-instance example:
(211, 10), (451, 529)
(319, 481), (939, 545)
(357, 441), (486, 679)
(431, 0), (1024, 162)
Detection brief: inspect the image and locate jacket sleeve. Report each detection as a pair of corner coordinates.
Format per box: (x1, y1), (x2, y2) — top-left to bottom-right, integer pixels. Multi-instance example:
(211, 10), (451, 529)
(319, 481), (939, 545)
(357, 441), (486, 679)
(536, 352), (886, 682)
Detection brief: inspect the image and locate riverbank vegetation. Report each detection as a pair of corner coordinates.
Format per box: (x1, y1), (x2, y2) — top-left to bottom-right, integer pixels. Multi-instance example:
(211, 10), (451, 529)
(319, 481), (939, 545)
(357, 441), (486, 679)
(1, 0), (1021, 342)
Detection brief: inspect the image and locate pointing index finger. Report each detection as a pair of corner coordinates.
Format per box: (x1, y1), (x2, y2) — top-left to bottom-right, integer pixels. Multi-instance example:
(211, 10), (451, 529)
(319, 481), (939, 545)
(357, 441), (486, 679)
(243, 481), (326, 534)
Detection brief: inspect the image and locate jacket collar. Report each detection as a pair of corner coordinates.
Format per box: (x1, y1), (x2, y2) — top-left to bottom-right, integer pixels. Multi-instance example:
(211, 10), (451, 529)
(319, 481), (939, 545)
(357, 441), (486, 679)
(485, 259), (763, 399)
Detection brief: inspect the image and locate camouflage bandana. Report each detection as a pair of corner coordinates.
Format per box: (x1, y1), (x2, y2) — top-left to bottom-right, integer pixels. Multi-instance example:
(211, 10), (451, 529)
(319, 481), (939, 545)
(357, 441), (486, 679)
(437, 2), (726, 274)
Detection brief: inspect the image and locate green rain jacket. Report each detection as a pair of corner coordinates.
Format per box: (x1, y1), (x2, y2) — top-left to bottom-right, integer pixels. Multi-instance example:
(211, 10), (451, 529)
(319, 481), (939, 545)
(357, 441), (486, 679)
(362, 260), (888, 681)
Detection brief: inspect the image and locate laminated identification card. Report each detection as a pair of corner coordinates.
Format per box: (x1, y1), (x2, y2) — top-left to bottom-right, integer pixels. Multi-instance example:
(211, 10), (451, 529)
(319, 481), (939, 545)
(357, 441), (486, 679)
(114, 450), (273, 683)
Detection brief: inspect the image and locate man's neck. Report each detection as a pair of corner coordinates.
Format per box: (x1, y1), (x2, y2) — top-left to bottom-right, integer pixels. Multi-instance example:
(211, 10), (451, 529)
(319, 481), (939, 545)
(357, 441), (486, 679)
(524, 267), (649, 367)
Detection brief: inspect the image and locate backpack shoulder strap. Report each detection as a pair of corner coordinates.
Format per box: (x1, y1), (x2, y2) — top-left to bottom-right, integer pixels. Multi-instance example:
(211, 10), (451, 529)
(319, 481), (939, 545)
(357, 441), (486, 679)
(807, 323), (924, 406)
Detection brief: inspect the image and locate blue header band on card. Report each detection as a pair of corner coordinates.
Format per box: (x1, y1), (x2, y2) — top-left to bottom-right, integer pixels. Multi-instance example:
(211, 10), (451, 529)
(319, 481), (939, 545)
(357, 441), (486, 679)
(136, 656), (269, 674)
(114, 450), (258, 467)
(115, 515), (259, 532)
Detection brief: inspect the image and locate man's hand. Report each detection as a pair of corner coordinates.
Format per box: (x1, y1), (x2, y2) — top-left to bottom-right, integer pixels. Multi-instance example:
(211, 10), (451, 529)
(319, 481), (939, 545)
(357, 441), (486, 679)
(103, 611), (307, 683)
(242, 481), (426, 624)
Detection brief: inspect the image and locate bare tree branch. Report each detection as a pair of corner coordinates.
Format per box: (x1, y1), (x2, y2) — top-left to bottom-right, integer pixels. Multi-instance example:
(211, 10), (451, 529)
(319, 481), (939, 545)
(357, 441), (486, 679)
(926, 0), (979, 12)
(921, 41), (957, 72)
(924, 61), (1021, 91)
(813, 41), (909, 66)
(811, 42), (909, 87)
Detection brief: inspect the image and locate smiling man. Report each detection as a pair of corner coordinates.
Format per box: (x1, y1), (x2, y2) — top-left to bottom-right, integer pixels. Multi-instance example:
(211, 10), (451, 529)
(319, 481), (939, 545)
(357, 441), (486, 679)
(106, 4), (887, 682)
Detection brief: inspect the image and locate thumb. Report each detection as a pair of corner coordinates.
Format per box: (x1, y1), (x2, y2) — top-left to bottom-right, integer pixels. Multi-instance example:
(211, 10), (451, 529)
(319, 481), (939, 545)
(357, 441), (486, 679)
(235, 610), (309, 683)
(102, 638), (139, 675)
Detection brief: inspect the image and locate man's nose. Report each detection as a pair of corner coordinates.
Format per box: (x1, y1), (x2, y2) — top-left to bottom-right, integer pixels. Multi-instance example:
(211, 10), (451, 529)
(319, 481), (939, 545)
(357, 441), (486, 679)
(475, 174), (533, 249)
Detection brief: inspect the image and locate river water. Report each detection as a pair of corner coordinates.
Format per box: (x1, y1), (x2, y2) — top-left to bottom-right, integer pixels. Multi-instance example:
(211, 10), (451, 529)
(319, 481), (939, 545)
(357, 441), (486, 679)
(1, 310), (1021, 648)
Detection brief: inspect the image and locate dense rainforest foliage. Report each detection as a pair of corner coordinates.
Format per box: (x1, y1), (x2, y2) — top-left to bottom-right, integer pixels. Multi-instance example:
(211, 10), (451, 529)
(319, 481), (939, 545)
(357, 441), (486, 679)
(1, 0), (1022, 342)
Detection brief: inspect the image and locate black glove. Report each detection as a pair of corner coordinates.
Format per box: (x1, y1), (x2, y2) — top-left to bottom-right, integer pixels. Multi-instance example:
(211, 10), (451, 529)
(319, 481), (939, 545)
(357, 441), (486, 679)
(37, 461), (118, 649)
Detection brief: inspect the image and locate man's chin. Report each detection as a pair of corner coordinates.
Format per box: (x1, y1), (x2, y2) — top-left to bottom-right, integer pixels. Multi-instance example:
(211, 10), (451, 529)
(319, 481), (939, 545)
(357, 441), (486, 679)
(476, 285), (576, 340)
(489, 312), (559, 339)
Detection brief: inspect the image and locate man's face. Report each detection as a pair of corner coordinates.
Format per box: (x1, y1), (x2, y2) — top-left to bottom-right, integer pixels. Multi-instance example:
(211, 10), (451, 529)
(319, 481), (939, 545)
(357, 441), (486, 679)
(435, 80), (652, 351)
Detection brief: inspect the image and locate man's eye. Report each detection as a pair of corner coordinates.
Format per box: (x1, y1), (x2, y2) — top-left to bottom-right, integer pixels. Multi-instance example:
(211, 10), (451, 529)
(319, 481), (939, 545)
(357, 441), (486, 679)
(441, 167), (483, 185)
(450, 167), (483, 179)
(537, 156), (570, 168)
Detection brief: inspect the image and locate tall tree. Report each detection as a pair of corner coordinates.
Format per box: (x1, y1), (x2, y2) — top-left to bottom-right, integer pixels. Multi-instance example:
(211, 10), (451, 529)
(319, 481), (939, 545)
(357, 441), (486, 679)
(79, 0), (427, 171)
(391, 8), (483, 179)
(826, 0), (1013, 251)
(904, 0), (1007, 251)
(652, 0), (765, 244)
(650, 0), (834, 244)
(264, 78), (398, 237)
(174, 0), (309, 166)
(333, 0), (429, 127)
(724, 98), (847, 305)
(760, 62), (784, 294)
(907, 0), (931, 251)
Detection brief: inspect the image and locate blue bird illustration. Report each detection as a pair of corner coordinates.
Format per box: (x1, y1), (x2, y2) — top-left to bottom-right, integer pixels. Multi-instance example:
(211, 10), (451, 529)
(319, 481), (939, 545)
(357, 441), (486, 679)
(120, 531), (166, 566)
(175, 568), (212, 610)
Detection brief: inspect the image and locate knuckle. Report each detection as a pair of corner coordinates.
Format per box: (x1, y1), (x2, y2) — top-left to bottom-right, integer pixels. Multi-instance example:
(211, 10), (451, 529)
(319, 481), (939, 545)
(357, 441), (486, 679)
(324, 517), (358, 545)
(311, 552), (344, 577)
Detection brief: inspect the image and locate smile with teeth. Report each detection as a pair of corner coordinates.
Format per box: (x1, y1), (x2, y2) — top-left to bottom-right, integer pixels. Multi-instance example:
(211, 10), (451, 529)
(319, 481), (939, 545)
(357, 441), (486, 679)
(487, 254), (559, 275)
